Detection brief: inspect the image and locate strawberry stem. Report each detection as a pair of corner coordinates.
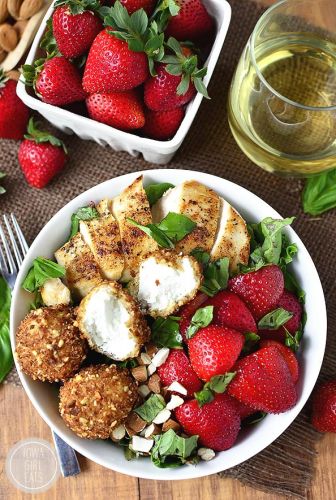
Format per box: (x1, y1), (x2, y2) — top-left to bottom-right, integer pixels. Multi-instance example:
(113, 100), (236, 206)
(24, 117), (67, 153)
(54, 0), (101, 15)
(0, 69), (9, 89)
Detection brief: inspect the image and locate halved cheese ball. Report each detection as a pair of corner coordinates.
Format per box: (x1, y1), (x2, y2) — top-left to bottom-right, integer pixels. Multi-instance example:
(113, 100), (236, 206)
(77, 281), (150, 361)
(135, 250), (202, 318)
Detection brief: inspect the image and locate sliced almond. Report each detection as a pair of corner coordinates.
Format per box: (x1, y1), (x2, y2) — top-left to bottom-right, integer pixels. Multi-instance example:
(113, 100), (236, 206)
(19, 0), (43, 20)
(151, 348), (170, 368)
(148, 373), (161, 394)
(137, 384), (150, 398)
(144, 423), (161, 438)
(110, 424), (126, 442)
(131, 365), (148, 383)
(147, 363), (156, 376)
(167, 381), (188, 396)
(125, 412), (147, 433)
(0, 24), (18, 52)
(131, 436), (154, 453)
(166, 395), (184, 410)
(140, 352), (152, 365)
(162, 419), (181, 433)
(152, 409), (171, 425)
(125, 424), (137, 437)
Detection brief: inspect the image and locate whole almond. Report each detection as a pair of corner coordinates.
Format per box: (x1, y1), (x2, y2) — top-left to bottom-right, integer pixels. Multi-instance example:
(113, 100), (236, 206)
(19, 0), (43, 20)
(13, 19), (28, 38)
(7, 0), (23, 20)
(0, 0), (8, 24)
(0, 48), (6, 63)
(0, 24), (18, 52)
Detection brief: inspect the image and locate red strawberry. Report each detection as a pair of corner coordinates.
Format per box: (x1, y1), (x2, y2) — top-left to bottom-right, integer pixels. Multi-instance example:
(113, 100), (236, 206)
(144, 63), (196, 111)
(260, 339), (299, 383)
(259, 291), (302, 342)
(142, 107), (185, 140)
(179, 292), (209, 343)
(0, 71), (29, 140)
(234, 400), (256, 420)
(312, 381), (336, 432)
(52, 5), (103, 59)
(175, 393), (240, 451)
(227, 346), (297, 413)
(228, 265), (284, 320)
(18, 118), (67, 189)
(165, 0), (215, 42)
(205, 290), (257, 334)
(23, 57), (86, 106)
(188, 325), (244, 381)
(115, 0), (156, 15)
(83, 30), (149, 93)
(86, 91), (145, 131)
(157, 349), (202, 398)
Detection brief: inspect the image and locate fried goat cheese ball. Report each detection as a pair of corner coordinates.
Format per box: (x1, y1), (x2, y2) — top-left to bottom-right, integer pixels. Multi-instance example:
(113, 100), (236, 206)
(59, 364), (138, 439)
(15, 305), (87, 382)
(77, 281), (150, 361)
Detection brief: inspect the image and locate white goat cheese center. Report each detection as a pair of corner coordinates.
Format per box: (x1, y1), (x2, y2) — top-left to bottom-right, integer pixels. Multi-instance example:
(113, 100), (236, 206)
(138, 256), (197, 312)
(83, 287), (136, 360)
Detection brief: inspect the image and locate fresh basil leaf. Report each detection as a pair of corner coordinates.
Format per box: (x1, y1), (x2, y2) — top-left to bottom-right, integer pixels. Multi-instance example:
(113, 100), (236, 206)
(284, 327), (303, 352)
(258, 308), (293, 330)
(201, 257), (230, 297)
(22, 267), (36, 293)
(279, 235), (298, 268)
(208, 373), (236, 393)
(282, 267), (306, 303)
(124, 447), (137, 460)
(134, 394), (166, 422)
(127, 219), (174, 248)
(189, 248), (210, 267)
(242, 332), (260, 353)
(151, 316), (183, 348)
(117, 358), (138, 368)
(144, 183), (175, 206)
(22, 257), (65, 294)
(302, 168), (336, 216)
(244, 411), (267, 425)
(69, 205), (99, 239)
(0, 277), (13, 383)
(186, 305), (213, 339)
(151, 430), (198, 468)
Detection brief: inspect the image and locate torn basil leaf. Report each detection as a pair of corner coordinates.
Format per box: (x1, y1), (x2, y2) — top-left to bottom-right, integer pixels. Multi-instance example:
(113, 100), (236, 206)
(195, 373), (236, 407)
(302, 168), (336, 216)
(145, 183), (174, 206)
(186, 305), (213, 339)
(191, 249), (229, 297)
(258, 308), (293, 330)
(284, 327), (303, 352)
(151, 429), (198, 468)
(69, 205), (99, 239)
(134, 394), (166, 422)
(151, 316), (183, 348)
(22, 257), (65, 293)
(242, 332), (260, 353)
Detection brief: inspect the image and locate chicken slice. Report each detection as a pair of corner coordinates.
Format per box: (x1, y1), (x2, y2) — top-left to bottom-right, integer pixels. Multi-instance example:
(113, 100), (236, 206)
(132, 250), (202, 318)
(210, 197), (250, 272)
(40, 278), (71, 307)
(112, 176), (158, 281)
(151, 180), (221, 255)
(77, 281), (150, 361)
(80, 214), (124, 281)
(96, 198), (112, 216)
(55, 233), (103, 300)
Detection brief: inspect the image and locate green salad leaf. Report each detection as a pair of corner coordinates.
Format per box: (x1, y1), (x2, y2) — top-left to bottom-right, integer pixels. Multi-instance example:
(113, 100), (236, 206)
(69, 205), (99, 240)
(145, 183), (174, 206)
(284, 327), (304, 352)
(186, 305), (213, 339)
(0, 277), (13, 383)
(151, 316), (183, 348)
(134, 394), (166, 422)
(258, 308), (293, 330)
(195, 373), (236, 407)
(191, 249), (229, 297)
(302, 169), (336, 216)
(22, 257), (65, 293)
(151, 429), (198, 468)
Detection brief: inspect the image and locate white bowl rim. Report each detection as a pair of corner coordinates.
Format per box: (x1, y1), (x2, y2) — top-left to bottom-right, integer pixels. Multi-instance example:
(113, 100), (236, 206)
(10, 168), (327, 480)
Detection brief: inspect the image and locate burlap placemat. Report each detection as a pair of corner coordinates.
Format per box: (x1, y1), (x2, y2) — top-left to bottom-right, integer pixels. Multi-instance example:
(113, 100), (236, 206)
(1, 0), (335, 497)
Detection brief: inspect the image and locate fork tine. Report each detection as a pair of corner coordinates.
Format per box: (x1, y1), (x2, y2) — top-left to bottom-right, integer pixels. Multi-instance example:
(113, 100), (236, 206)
(0, 222), (16, 274)
(11, 214), (29, 256)
(0, 243), (8, 273)
(3, 214), (23, 267)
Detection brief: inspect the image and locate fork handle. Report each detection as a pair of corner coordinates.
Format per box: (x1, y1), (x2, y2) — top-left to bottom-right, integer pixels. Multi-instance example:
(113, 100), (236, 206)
(52, 431), (81, 477)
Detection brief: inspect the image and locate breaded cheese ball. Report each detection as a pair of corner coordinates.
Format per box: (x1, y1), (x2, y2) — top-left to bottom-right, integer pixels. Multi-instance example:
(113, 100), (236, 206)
(59, 364), (137, 439)
(15, 305), (87, 382)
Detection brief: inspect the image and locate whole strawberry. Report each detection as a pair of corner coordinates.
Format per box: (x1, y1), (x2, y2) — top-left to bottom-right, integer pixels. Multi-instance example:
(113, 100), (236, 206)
(188, 325), (244, 381)
(227, 346), (297, 413)
(165, 0), (215, 42)
(52, 0), (103, 58)
(312, 381), (336, 432)
(175, 393), (240, 451)
(0, 70), (29, 140)
(228, 265), (284, 320)
(18, 118), (67, 189)
(142, 107), (185, 140)
(157, 349), (202, 398)
(205, 290), (257, 333)
(23, 56), (87, 106)
(259, 339), (299, 383)
(83, 30), (149, 93)
(86, 90), (145, 130)
(116, 0), (156, 15)
(259, 290), (302, 342)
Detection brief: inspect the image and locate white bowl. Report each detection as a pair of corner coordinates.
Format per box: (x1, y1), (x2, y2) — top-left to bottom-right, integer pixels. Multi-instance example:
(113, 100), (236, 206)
(16, 0), (231, 165)
(10, 169), (327, 480)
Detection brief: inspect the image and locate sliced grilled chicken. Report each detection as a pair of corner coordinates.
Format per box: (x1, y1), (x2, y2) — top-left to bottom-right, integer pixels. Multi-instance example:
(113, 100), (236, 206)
(40, 278), (71, 307)
(77, 281), (150, 361)
(55, 233), (103, 300)
(132, 250), (202, 318)
(80, 214), (124, 281)
(112, 176), (158, 281)
(96, 198), (112, 216)
(151, 180), (221, 254)
(210, 197), (250, 272)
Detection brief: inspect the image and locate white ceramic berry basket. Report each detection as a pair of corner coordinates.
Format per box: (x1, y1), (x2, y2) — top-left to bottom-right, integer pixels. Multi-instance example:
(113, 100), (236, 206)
(16, 0), (231, 164)
(10, 169), (327, 480)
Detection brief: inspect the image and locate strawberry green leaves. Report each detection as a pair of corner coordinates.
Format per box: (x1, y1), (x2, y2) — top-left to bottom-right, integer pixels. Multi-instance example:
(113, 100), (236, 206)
(258, 308), (293, 330)
(40, 19), (59, 56)
(186, 306), (213, 339)
(69, 205), (99, 239)
(24, 118), (67, 152)
(0, 172), (6, 195)
(151, 429), (198, 468)
(54, 0), (101, 15)
(152, 0), (180, 32)
(0, 277), (13, 383)
(191, 249), (229, 297)
(302, 168), (336, 216)
(151, 316), (183, 348)
(195, 373), (236, 407)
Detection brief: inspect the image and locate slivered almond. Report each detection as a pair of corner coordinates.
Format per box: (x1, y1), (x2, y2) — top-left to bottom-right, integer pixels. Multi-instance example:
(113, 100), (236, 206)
(144, 423), (161, 438)
(131, 365), (148, 383)
(162, 419), (181, 433)
(125, 412), (146, 433)
(0, 24), (18, 52)
(148, 373), (161, 394)
(152, 409), (171, 424)
(140, 352), (152, 365)
(151, 348), (169, 367)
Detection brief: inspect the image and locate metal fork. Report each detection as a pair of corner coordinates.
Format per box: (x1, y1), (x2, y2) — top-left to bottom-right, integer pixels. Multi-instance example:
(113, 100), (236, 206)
(0, 213), (81, 478)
